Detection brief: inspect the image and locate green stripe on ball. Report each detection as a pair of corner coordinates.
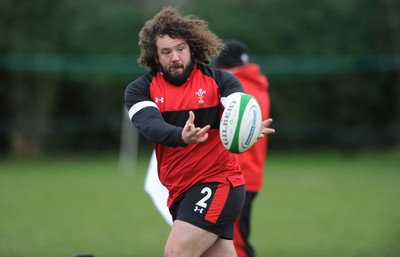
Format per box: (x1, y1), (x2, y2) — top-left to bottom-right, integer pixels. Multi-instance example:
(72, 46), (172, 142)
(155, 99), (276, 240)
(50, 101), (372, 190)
(229, 94), (252, 153)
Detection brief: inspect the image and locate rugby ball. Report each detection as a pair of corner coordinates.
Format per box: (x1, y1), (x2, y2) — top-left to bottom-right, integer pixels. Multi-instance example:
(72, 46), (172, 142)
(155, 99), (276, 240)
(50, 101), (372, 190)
(219, 93), (262, 154)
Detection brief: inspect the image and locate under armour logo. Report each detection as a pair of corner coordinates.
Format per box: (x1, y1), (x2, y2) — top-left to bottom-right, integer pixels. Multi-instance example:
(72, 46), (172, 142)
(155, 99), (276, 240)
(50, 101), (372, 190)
(155, 97), (164, 103)
(194, 206), (204, 214)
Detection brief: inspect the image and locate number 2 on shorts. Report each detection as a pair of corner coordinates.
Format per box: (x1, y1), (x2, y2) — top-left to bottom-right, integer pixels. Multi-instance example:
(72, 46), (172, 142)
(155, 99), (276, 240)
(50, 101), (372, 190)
(196, 187), (212, 208)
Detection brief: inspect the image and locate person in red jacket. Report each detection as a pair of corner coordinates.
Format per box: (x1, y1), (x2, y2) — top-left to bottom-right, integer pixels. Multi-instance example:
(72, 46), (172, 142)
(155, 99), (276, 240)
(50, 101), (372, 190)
(215, 39), (271, 257)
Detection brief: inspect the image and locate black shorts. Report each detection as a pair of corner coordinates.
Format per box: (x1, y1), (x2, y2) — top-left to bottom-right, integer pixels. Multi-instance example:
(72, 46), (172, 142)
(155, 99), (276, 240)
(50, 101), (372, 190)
(169, 181), (246, 240)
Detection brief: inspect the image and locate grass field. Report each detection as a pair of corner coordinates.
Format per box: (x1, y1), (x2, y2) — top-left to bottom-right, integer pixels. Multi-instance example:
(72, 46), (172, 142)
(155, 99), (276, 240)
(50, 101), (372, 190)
(0, 149), (399, 257)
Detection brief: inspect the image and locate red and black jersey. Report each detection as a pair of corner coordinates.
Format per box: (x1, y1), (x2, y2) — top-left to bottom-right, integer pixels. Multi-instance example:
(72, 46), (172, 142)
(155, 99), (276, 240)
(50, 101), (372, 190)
(125, 63), (245, 206)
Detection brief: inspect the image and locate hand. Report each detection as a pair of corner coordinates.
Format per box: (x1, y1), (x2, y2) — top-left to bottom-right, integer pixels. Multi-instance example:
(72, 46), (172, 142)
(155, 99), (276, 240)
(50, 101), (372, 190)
(257, 118), (275, 140)
(181, 111), (211, 144)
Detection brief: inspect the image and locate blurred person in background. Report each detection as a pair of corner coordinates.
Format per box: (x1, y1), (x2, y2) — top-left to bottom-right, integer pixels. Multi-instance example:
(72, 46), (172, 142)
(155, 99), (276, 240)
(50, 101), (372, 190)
(215, 39), (271, 257)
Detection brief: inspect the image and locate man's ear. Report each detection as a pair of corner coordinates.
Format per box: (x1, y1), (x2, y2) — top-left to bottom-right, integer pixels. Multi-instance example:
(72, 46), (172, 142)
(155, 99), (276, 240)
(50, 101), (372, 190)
(154, 56), (159, 64)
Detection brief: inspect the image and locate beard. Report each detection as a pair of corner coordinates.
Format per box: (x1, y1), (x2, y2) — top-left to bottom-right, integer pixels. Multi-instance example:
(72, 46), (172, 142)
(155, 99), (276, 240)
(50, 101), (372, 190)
(160, 60), (195, 86)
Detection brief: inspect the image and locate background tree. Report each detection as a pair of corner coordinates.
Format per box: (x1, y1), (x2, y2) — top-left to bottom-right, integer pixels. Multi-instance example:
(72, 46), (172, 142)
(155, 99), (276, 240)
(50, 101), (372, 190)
(0, 0), (399, 155)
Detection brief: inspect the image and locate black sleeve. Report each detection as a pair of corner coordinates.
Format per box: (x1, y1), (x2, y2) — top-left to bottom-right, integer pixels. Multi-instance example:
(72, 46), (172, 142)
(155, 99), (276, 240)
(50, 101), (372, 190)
(132, 107), (185, 147)
(124, 74), (186, 147)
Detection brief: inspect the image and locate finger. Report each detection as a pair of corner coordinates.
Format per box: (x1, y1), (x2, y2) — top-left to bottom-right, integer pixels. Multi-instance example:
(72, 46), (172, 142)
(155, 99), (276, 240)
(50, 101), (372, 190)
(261, 118), (275, 134)
(183, 111), (195, 133)
(262, 127), (275, 134)
(196, 125), (210, 136)
(257, 119), (275, 139)
(189, 125), (210, 143)
(262, 118), (273, 127)
(186, 111), (195, 125)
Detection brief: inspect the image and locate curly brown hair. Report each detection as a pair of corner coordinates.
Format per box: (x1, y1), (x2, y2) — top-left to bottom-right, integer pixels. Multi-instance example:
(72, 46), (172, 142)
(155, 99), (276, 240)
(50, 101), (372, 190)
(137, 6), (224, 71)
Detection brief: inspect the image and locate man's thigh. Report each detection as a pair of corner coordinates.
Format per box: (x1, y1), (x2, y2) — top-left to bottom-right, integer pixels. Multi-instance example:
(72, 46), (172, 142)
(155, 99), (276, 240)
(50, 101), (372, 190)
(165, 220), (219, 257)
(201, 237), (237, 257)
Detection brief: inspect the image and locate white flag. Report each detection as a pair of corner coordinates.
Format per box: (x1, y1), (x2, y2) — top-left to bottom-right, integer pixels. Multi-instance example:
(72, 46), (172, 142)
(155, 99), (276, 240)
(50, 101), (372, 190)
(144, 151), (173, 226)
